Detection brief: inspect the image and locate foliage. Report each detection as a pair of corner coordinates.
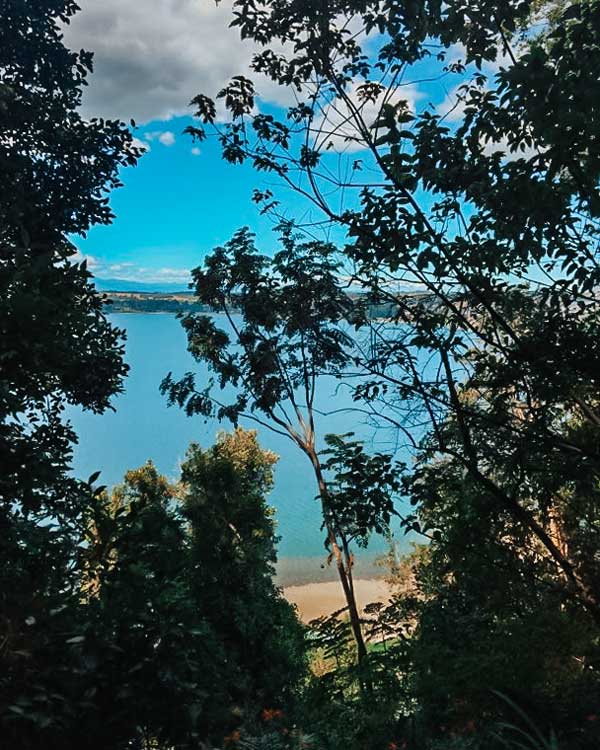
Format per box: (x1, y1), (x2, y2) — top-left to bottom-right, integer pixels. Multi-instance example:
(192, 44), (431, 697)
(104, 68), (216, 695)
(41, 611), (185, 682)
(321, 433), (403, 548)
(0, 0), (140, 512)
(189, 0), (600, 608)
(5, 0), (600, 747)
(91, 434), (304, 749)
(161, 226), (375, 660)
(179, 428), (307, 739)
(1, 427), (306, 749)
(78, 434), (306, 749)
(236, 727), (321, 750)
(184, 0), (600, 747)
(80, 461), (225, 749)
(160, 224), (356, 428)
(395, 396), (600, 748)
(300, 605), (413, 750)
(0, 1), (139, 746)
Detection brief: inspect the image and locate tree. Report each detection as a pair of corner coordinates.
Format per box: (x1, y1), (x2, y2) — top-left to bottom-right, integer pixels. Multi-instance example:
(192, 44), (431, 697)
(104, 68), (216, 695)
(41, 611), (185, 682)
(3, 430), (306, 750)
(81, 435), (306, 749)
(179, 428), (307, 741)
(0, 1), (139, 745)
(79, 462), (225, 750)
(161, 226), (381, 662)
(184, 0), (600, 623)
(177, 1), (600, 742)
(0, 0), (140, 511)
(400, 407), (600, 746)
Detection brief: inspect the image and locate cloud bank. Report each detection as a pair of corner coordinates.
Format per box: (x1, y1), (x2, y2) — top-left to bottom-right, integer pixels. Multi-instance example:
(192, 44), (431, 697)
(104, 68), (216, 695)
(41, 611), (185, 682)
(71, 249), (191, 286)
(63, 0), (293, 125)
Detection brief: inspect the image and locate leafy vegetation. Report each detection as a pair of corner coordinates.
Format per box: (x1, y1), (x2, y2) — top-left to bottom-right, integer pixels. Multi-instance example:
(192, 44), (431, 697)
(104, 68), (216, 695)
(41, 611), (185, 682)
(2, 429), (305, 749)
(2, 0), (600, 748)
(172, 0), (600, 746)
(0, 1), (138, 746)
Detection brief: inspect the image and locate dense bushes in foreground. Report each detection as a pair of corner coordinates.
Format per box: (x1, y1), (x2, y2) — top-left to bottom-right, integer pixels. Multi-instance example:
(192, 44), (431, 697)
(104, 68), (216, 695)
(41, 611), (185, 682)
(2, 430), (306, 749)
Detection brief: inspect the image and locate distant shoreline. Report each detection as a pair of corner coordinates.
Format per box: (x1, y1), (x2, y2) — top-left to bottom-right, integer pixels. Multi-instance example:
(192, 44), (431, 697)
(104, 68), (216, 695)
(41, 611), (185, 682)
(103, 290), (211, 315)
(102, 289), (416, 317)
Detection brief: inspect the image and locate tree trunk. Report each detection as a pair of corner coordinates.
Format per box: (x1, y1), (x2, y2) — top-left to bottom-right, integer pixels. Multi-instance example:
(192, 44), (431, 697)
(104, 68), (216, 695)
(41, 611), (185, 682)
(306, 446), (368, 662)
(328, 522), (368, 662)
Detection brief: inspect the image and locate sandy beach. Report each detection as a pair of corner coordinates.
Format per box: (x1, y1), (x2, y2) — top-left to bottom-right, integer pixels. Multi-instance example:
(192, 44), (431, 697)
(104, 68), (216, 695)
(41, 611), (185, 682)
(283, 578), (393, 623)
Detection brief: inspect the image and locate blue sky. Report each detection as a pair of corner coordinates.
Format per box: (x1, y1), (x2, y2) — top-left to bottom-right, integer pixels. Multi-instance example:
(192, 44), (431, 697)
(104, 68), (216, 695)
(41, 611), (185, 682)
(79, 116), (280, 286)
(64, 0), (508, 288)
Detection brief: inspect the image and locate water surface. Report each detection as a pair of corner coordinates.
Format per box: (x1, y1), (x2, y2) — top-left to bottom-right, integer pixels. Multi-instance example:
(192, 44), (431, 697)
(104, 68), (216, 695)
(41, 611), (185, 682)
(67, 313), (413, 567)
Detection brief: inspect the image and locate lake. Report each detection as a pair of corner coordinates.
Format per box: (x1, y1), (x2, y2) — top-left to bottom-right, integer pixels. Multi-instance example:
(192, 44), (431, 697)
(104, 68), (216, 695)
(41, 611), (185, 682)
(67, 313), (415, 584)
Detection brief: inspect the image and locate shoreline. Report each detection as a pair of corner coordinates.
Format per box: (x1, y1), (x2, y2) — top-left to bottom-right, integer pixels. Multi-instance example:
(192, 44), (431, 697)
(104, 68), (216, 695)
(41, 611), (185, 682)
(282, 577), (393, 623)
(274, 552), (388, 588)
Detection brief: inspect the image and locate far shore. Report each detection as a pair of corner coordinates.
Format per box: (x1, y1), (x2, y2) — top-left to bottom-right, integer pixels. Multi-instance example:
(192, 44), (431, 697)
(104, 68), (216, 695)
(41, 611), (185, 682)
(283, 578), (393, 623)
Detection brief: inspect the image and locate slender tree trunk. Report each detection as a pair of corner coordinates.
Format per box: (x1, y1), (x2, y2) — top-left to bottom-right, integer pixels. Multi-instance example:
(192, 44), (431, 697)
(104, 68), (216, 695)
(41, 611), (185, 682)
(328, 522), (368, 662)
(306, 446), (368, 662)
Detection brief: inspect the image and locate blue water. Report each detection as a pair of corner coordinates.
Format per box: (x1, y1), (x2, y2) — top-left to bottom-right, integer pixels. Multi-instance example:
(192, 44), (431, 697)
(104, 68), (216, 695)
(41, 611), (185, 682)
(67, 313), (411, 561)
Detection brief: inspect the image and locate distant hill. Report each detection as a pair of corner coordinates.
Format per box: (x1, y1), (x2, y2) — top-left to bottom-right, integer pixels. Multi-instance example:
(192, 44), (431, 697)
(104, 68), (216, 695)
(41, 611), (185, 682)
(94, 278), (190, 293)
(103, 291), (208, 314)
(102, 290), (422, 317)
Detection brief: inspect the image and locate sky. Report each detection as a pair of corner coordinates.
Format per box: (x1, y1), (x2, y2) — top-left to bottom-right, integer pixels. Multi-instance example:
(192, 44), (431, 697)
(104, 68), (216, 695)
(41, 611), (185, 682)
(63, 0), (489, 288)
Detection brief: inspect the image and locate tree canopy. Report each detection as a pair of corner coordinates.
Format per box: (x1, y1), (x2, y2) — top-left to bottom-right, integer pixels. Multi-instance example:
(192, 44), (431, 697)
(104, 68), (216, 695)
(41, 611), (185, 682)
(173, 0), (600, 745)
(0, 0), (141, 513)
(0, 2), (139, 745)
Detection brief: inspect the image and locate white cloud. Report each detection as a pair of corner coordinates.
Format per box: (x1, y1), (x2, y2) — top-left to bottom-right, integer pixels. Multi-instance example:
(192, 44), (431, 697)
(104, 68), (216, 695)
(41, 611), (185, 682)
(100, 264), (191, 285)
(311, 81), (423, 154)
(104, 266), (192, 284)
(70, 248), (99, 269)
(445, 39), (522, 74)
(63, 0), (295, 125)
(63, 0), (526, 131)
(144, 130), (175, 146)
(482, 134), (541, 162)
(106, 262), (136, 273)
(191, 146), (201, 156)
(158, 131), (176, 146)
(69, 247), (191, 285)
